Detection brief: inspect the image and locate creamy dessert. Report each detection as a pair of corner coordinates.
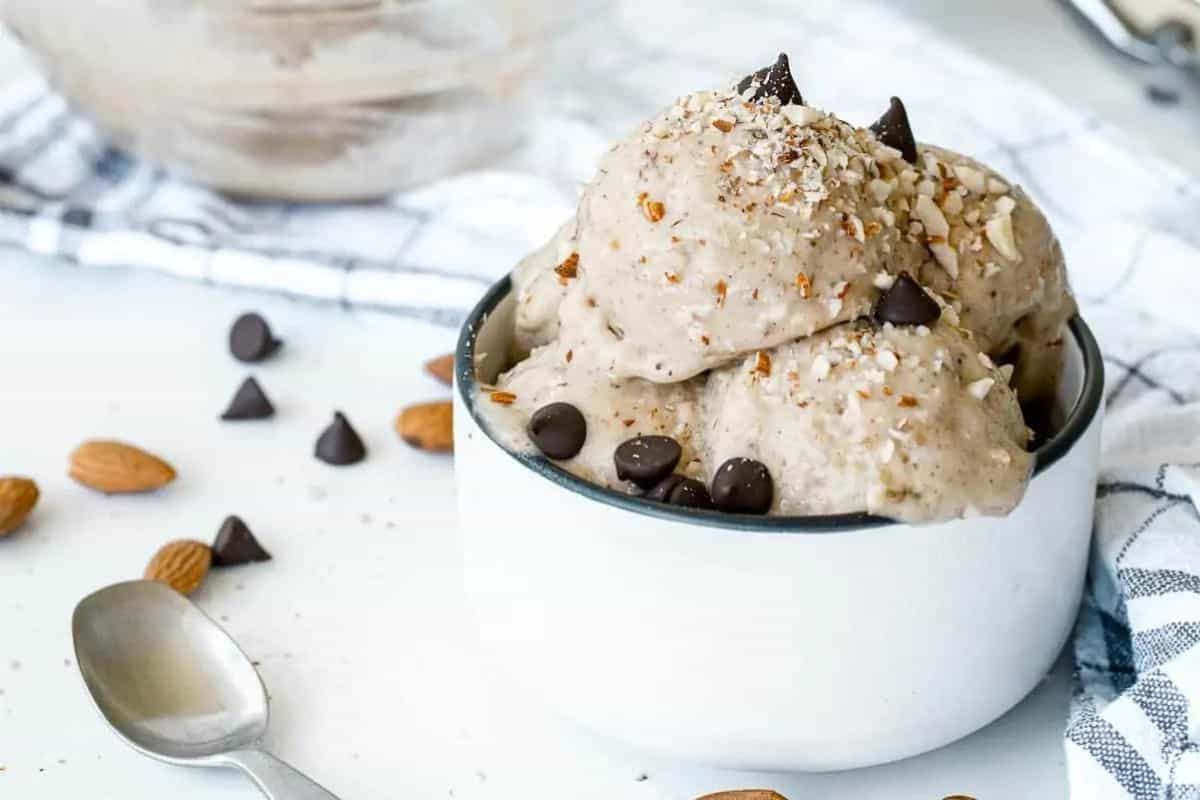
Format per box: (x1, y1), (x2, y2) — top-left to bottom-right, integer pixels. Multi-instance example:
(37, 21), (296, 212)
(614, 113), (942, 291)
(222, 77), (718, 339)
(480, 54), (1075, 523)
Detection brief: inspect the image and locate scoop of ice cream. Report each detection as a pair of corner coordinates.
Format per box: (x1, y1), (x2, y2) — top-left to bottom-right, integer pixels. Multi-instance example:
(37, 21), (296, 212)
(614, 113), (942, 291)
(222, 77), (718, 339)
(700, 317), (1033, 522)
(905, 146), (1076, 402)
(482, 341), (705, 488)
(548, 86), (924, 383)
(513, 218), (578, 354)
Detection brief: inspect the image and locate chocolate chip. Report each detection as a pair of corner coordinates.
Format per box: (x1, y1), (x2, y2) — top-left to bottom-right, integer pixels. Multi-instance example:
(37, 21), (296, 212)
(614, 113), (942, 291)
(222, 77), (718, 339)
(527, 402), (586, 460)
(211, 515), (272, 567)
(315, 411), (366, 466)
(666, 478), (714, 510)
(614, 435), (681, 488)
(869, 96), (918, 164)
(220, 377), (274, 420)
(711, 458), (773, 514)
(229, 312), (281, 363)
(873, 272), (941, 326)
(737, 53), (803, 106)
(644, 473), (685, 502)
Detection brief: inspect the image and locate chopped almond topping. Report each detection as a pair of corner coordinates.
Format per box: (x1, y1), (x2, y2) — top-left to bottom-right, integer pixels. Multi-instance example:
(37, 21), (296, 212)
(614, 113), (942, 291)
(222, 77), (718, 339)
(623, 419), (635, 427)
(926, 234), (948, 246)
(752, 288), (759, 300)
(553, 252), (579, 283)
(586, 296), (597, 308)
(665, 272), (681, 283)
(898, 395), (919, 408)
(715, 279), (728, 307)
(864, 220), (882, 239)
(754, 351), (772, 377)
(700, 334), (710, 345)
(837, 282), (851, 299)
(882, 385), (894, 396)
(670, 235), (680, 244)
(638, 255), (647, 264)
(565, 349), (573, 363)
(857, 389), (871, 400)
(610, 238), (621, 250)
(795, 272), (812, 298)
(719, 161), (734, 174)
(712, 118), (734, 133)
(638, 193), (666, 223)
(490, 391), (517, 405)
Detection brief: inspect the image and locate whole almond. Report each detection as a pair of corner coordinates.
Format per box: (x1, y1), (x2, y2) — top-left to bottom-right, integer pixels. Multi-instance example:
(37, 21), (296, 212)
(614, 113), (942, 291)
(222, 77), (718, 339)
(396, 401), (453, 452)
(0, 477), (39, 537)
(697, 793), (788, 800)
(424, 353), (455, 386)
(69, 440), (176, 494)
(145, 540), (211, 595)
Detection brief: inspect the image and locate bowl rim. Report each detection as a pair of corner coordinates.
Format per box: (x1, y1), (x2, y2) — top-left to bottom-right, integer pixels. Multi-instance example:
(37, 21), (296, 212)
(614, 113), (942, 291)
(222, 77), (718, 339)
(455, 275), (1104, 533)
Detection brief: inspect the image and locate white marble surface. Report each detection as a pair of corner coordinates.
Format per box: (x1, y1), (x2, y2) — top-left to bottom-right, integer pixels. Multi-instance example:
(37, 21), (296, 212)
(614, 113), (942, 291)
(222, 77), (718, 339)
(0, 251), (1073, 799)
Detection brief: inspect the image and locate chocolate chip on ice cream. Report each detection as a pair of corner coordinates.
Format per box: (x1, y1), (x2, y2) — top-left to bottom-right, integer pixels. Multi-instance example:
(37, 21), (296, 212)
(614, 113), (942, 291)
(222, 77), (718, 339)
(711, 458), (774, 515)
(869, 96), (918, 164)
(527, 402), (587, 460)
(872, 273), (942, 326)
(615, 436), (682, 488)
(737, 52), (803, 106)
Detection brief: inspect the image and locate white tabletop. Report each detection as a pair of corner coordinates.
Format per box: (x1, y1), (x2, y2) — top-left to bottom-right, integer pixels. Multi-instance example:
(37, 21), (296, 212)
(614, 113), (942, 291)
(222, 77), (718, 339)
(0, 250), (1072, 799)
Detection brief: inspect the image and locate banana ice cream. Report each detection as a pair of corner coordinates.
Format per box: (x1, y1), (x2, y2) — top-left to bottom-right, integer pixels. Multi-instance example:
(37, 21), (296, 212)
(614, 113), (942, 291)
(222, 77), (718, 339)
(481, 54), (1074, 523)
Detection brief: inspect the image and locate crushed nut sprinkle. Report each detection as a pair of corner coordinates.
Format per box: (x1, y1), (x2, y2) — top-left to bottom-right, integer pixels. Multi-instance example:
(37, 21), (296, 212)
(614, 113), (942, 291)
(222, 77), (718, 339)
(711, 118), (735, 133)
(665, 272), (681, 283)
(754, 351), (772, 377)
(623, 419), (636, 427)
(715, 279), (728, 306)
(565, 349), (573, 363)
(898, 395), (919, 408)
(795, 272), (812, 298)
(637, 192), (666, 223)
(489, 391), (517, 405)
(553, 252), (579, 283)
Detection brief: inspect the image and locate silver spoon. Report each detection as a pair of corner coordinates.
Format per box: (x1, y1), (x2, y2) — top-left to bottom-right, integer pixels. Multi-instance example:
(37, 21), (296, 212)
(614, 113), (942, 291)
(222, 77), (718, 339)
(72, 580), (341, 799)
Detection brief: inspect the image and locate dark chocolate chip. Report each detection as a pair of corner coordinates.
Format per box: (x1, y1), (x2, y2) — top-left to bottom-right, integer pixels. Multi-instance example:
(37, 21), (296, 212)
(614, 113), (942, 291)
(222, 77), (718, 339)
(614, 435), (682, 488)
(869, 96), (918, 164)
(666, 477), (715, 510)
(711, 457), (774, 514)
(736, 53), (803, 106)
(527, 402), (587, 460)
(872, 272), (941, 326)
(644, 473), (686, 502)
(220, 376), (275, 420)
(314, 411), (366, 466)
(229, 312), (281, 363)
(211, 515), (272, 567)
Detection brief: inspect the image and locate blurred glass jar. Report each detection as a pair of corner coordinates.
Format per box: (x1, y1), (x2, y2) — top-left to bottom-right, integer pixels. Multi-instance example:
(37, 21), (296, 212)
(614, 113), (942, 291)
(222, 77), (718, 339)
(1, 0), (589, 200)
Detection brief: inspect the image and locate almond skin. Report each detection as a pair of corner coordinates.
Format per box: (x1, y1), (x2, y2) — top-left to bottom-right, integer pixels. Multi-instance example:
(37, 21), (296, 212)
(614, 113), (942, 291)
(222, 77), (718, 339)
(396, 401), (453, 452)
(69, 440), (176, 494)
(0, 477), (39, 537)
(424, 353), (455, 386)
(145, 540), (211, 595)
(697, 793), (789, 800)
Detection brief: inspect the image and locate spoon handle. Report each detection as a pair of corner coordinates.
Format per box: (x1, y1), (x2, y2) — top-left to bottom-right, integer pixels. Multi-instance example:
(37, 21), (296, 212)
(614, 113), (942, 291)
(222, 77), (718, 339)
(224, 749), (342, 800)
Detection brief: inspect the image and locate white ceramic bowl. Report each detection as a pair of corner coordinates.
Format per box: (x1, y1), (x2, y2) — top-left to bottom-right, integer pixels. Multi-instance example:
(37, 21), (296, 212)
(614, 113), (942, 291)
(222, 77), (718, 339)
(454, 276), (1104, 772)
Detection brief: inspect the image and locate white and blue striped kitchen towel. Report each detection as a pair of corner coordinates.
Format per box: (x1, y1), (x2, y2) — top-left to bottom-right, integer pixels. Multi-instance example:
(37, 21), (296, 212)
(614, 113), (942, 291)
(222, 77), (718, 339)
(2, 1), (1200, 796)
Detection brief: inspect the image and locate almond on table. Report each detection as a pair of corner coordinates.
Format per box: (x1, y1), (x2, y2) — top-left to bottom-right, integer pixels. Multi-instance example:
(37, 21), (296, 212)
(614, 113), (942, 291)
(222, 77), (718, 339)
(69, 440), (176, 494)
(424, 353), (455, 386)
(396, 401), (453, 452)
(0, 477), (39, 537)
(145, 540), (211, 595)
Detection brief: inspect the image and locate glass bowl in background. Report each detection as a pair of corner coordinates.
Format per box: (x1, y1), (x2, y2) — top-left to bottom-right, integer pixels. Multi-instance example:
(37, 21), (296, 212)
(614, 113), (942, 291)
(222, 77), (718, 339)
(1, 0), (593, 200)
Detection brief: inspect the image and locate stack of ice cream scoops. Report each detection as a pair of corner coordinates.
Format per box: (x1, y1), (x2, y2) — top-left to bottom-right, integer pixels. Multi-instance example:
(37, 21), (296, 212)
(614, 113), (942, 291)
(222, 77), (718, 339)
(479, 54), (1076, 524)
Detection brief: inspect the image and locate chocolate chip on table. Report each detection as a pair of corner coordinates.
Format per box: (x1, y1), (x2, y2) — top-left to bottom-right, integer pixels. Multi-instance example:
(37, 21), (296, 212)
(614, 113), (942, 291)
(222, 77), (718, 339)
(314, 411), (366, 466)
(711, 458), (774, 515)
(527, 402), (586, 461)
(220, 377), (275, 420)
(869, 96), (918, 164)
(872, 272), (941, 326)
(736, 53), (803, 106)
(211, 515), (272, 567)
(229, 312), (281, 363)
(614, 435), (682, 488)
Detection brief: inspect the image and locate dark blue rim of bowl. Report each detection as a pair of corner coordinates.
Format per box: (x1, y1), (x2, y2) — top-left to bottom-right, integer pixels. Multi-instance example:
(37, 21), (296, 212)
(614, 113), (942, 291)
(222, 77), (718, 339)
(455, 275), (1104, 533)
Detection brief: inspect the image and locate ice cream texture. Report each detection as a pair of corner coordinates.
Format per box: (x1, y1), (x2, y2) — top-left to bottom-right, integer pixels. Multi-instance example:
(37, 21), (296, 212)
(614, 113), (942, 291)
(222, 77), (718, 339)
(480, 54), (1074, 523)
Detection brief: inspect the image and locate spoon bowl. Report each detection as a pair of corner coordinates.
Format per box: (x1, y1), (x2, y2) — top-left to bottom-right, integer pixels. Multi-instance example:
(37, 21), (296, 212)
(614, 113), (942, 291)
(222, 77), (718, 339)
(73, 580), (340, 799)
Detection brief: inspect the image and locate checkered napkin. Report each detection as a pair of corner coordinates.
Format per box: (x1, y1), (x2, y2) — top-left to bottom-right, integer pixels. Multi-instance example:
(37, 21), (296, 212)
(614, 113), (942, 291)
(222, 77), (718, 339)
(3, 2), (1200, 795)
